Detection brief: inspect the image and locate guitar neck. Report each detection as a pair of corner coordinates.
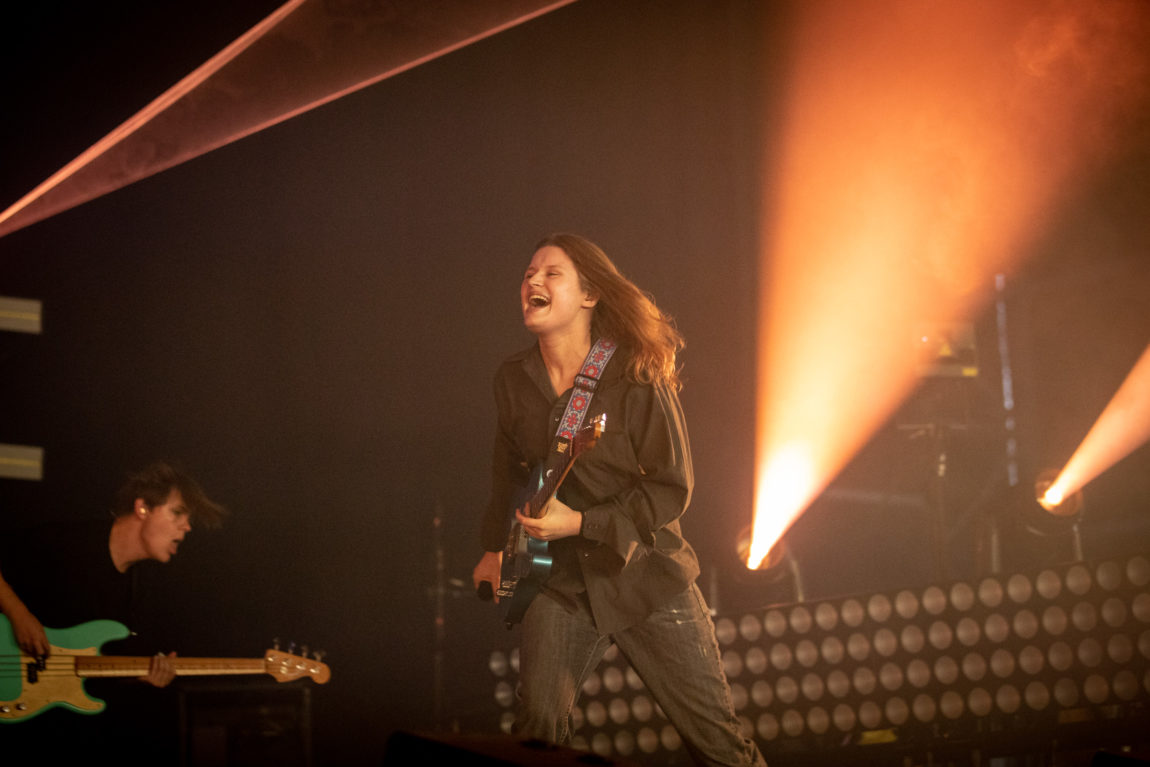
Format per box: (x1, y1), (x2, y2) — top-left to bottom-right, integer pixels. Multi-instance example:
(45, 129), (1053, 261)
(525, 414), (605, 520)
(74, 656), (267, 678)
(528, 460), (575, 518)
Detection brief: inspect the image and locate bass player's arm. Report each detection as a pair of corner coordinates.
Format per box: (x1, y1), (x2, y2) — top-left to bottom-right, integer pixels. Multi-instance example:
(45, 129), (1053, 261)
(0, 566), (50, 658)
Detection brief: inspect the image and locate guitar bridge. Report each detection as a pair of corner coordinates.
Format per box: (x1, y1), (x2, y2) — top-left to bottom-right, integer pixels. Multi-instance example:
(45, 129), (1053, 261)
(496, 578), (517, 599)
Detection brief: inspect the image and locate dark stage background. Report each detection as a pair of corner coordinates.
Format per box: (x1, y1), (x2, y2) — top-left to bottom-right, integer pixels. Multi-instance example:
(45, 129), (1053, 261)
(2, 1), (1148, 763)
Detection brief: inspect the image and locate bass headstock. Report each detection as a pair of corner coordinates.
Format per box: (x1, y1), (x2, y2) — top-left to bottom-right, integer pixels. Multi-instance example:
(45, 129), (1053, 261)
(264, 648), (331, 684)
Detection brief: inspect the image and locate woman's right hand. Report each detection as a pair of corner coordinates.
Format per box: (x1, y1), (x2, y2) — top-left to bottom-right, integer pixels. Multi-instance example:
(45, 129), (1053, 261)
(472, 550), (503, 603)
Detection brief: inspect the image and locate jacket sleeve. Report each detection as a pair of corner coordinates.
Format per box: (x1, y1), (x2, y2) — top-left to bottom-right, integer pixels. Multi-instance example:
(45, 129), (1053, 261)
(577, 380), (693, 567)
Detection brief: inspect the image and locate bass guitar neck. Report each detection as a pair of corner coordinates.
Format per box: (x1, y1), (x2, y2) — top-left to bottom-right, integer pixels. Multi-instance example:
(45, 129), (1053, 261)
(74, 652), (325, 680)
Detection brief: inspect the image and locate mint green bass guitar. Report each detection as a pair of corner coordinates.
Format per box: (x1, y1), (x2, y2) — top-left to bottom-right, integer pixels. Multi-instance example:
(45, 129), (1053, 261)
(1, 616), (329, 723)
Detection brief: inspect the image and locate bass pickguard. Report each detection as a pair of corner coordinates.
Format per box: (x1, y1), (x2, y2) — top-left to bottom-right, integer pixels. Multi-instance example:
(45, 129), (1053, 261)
(0, 618), (129, 722)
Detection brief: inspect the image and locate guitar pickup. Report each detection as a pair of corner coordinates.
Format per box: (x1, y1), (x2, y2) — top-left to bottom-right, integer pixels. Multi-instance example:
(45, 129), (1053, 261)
(24, 654), (47, 683)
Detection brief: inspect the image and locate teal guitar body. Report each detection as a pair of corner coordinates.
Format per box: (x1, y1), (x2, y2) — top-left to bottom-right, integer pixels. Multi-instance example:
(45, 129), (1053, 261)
(0, 616), (129, 723)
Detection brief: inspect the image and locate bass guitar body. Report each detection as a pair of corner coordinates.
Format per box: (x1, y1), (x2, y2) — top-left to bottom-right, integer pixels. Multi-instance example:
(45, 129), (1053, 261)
(0, 618), (129, 722)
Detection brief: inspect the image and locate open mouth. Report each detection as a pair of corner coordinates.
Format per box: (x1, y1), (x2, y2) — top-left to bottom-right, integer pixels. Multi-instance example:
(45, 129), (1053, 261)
(527, 294), (550, 308)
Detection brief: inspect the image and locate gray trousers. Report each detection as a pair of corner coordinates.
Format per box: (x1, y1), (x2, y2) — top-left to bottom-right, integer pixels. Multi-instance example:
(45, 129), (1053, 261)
(515, 583), (767, 767)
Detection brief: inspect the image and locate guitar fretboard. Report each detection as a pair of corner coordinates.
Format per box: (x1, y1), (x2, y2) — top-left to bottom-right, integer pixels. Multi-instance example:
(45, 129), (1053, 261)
(527, 414), (604, 519)
(75, 656), (267, 678)
(527, 459), (571, 519)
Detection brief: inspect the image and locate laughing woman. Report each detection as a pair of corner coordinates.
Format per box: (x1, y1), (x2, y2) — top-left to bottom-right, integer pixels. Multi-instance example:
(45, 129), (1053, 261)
(473, 233), (766, 766)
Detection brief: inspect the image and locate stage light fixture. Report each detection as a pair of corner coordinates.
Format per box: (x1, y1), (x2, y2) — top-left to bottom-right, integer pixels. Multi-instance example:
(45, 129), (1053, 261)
(1036, 468), (1084, 517)
(736, 527), (806, 605)
(1019, 468), (1085, 545)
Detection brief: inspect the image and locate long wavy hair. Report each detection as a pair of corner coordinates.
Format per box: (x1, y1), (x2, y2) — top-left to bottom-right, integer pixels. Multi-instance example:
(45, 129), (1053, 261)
(535, 233), (684, 390)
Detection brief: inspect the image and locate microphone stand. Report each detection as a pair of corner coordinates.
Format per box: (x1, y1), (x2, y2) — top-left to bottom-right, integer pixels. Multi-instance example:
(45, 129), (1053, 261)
(432, 503), (447, 731)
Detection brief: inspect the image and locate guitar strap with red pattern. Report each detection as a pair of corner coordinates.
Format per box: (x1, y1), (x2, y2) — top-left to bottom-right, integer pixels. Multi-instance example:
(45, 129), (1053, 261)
(554, 337), (616, 442)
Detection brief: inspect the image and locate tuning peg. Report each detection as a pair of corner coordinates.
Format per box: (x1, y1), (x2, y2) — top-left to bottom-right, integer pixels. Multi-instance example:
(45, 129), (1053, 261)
(288, 641), (297, 655)
(314, 650), (326, 663)
(273, 637), (281, 650)
(301, 644), (309, 658)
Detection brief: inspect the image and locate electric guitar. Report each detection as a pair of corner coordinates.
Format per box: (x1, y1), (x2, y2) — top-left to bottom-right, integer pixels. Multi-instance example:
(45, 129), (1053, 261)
(497, 413), (606, 627)
(0, 616), (330, 723)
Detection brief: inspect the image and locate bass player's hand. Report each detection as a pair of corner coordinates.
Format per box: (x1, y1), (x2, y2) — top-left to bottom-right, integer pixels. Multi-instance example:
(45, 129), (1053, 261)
(141, 651), (178, 688)
(0, 580), (51, 659)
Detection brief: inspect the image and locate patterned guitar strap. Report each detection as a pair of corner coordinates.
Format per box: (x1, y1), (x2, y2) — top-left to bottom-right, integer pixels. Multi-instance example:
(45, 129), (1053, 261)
(554, 337), (617, 446)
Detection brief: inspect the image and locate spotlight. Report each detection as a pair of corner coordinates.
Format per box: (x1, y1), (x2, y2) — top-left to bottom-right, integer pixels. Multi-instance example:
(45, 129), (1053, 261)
(1022, 469), (1084, 538)
(736, 528), (805, 603)
(1036, 469), (1083, 517)
(741, 534), (788, 578)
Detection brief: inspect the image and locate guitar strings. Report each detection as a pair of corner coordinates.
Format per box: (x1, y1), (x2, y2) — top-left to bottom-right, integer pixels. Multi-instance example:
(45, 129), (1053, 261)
(0, 655), (154, 677)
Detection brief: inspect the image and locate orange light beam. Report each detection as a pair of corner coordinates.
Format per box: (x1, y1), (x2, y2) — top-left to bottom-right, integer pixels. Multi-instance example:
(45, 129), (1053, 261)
(0, 0), (307, 237)
(0, 0), (577, 240)
(748, 0), (1150, 570)
(1041, 342), (1150, 511)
